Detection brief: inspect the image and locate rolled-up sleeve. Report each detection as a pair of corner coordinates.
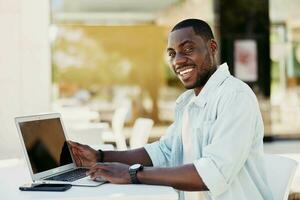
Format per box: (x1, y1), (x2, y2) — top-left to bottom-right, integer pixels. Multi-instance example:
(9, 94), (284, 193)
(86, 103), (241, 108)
(193, 90), (260, 197)
(144, 123), (176, 167)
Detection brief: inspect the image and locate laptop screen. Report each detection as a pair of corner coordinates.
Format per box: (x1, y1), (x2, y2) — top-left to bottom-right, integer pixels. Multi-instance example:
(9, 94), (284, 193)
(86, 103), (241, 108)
(19, 118), (73, 174)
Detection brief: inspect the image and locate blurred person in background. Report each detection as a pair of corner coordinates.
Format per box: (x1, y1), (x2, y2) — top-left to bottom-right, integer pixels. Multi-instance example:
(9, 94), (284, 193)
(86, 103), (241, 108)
(69, 19), (272, 200)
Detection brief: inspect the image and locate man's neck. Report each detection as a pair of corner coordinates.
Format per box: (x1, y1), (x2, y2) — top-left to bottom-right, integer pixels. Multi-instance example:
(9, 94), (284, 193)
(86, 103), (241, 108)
(193, 64), (218, 96)
(194, 87), (203, 96)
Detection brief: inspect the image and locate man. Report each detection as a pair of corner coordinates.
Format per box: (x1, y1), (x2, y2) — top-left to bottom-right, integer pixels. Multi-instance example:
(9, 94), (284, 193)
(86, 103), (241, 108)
(69, 19), (272, 200)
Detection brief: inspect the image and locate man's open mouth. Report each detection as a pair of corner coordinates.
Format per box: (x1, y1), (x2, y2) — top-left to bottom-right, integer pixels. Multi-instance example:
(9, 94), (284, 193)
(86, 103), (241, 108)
(176, 66), (195, 80)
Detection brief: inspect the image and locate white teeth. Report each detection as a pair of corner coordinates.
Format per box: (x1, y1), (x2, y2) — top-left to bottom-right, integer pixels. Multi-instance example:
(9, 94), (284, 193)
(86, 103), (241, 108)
(179, 68), (193, 75)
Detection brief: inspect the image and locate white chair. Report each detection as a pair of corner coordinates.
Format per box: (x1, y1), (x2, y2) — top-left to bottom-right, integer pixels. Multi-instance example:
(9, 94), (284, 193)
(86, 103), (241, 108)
(264, 154), (298, 200)
(101, 107), (129, 150)
(65, 122), (107, 146)
(130, 118), (154, 149)
(57, 106), (100, 125)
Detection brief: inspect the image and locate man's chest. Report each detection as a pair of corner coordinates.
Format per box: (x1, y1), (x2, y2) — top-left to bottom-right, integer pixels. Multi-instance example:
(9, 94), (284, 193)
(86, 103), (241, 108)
(179, 100), (219, 157)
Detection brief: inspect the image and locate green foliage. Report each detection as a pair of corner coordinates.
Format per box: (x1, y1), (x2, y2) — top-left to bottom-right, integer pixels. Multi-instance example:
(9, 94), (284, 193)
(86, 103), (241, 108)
(53, 27), (131, 92)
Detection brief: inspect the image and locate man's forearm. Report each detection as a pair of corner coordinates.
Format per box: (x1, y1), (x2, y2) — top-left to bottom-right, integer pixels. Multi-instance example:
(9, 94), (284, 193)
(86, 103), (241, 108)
(137, 164), (208, 191)
(103, 147), (153, 166)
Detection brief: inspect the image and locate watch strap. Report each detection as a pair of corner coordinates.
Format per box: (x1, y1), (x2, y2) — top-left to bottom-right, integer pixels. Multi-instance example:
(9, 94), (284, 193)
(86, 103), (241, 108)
(97, 149), (104, 162)
(129, 164), (143, 184)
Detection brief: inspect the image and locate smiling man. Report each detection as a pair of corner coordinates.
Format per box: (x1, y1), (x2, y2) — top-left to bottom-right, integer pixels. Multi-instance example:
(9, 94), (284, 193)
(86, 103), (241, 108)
(69, 19), (273, 200)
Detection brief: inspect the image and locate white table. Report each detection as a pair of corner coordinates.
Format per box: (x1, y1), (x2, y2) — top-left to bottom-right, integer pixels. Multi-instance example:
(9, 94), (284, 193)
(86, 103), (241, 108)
(0, 159), (178, 200)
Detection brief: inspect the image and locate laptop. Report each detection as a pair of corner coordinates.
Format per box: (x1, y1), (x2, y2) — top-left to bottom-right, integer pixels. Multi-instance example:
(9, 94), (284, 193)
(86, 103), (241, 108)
(15, 113), (105, 187)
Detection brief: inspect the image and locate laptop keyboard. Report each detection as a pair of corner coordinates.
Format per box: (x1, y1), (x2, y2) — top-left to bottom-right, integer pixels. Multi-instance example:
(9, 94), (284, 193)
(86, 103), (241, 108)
(46, 168), (88, 182)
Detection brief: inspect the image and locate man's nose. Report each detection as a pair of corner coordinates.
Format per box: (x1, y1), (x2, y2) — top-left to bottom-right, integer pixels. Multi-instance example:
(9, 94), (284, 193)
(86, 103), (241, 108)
(173, 53), (187, 66)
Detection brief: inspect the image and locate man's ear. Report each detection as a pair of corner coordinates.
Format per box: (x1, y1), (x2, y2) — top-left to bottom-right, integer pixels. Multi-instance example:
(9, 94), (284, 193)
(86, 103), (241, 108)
(208, 39), (218, 55)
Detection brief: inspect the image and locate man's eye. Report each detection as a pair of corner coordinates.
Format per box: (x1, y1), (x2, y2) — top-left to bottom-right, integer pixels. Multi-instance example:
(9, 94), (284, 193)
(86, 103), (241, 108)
(168, 52), (175, 57)
(184, 47), (193, 53)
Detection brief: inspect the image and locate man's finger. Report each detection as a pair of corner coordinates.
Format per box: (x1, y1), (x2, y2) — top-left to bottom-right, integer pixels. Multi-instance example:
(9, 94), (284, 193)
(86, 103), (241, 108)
(88, 167), (102, 177)
(87, 166), (100, 175)
(67, 140), (78, 147)
(87, 163), (111, 175)
(68, 140), (85, 149)
(73, 150), (82, 167)
(90, 169), (109, 180)
(72, 147), (79, 156)
(69, 146), (76, 154)
(87, 164), (109, 175)
(68, 141), (82, 152)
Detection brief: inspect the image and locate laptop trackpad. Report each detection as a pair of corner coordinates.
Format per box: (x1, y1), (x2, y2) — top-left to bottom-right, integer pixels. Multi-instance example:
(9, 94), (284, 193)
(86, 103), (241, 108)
(72, 176), (106, 187)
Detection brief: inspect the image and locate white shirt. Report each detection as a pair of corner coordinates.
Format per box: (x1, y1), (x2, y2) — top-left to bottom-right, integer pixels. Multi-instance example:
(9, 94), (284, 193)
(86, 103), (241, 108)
(182, 96), (202, 200)
(145, 63), (273, 200)
(182, 96), (197, 164)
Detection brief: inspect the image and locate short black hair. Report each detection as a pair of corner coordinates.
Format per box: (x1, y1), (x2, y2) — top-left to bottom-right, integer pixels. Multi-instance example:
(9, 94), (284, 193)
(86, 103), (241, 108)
(171, 19), (214, 41)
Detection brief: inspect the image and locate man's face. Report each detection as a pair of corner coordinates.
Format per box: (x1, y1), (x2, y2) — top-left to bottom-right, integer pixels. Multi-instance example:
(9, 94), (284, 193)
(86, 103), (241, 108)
(167, 27), (216, 92)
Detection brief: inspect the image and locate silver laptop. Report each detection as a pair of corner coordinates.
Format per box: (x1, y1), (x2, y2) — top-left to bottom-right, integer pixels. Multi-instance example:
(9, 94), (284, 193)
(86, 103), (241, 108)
(15, 113), (105, 187)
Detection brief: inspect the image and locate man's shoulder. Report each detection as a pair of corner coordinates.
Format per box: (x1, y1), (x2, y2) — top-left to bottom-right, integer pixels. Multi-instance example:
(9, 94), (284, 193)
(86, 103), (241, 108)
(215, 75), (258, 106)
(221, 75), (255, 96)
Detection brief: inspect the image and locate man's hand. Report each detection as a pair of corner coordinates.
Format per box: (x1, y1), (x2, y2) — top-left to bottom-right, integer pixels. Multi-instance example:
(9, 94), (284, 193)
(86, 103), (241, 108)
(87, 162), (131, 184)
(68, 141), (100, 167)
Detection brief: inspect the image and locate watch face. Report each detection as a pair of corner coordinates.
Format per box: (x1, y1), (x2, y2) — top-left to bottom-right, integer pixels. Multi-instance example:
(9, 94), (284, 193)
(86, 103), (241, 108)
(130, 164), (141, 170)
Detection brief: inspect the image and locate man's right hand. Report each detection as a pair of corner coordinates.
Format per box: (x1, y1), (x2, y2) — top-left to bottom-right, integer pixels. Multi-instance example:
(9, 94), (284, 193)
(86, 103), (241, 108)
(68, 141), (100, 167)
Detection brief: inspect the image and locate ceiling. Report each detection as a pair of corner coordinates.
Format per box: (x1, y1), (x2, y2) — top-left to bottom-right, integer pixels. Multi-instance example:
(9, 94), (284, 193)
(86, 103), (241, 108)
(51, 0), (300, 26)
(51, 0), (181, 24)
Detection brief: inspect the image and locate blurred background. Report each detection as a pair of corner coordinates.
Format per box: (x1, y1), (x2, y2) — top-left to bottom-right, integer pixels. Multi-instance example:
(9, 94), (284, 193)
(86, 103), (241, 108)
(1, 0), (300, 198)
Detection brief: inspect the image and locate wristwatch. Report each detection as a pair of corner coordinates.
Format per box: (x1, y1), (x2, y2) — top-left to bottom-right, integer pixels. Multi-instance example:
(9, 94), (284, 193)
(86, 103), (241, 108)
(129, 164), (144, 184)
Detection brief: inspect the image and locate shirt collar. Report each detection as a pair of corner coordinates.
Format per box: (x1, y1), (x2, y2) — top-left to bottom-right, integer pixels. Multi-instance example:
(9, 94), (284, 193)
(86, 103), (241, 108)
(176, 63), (231, 108)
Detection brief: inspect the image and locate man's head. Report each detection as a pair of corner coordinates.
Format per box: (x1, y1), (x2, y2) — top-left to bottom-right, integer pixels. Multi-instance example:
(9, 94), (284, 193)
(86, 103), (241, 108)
(167, 19), (218, 95)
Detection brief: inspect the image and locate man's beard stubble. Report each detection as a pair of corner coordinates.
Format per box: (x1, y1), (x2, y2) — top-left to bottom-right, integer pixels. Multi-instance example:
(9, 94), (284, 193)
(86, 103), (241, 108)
(185, 65), (217, 90)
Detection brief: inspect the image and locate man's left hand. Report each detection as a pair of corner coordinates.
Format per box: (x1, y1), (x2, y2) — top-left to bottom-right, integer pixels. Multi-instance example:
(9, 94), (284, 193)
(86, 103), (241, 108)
(87, 162), (131, 184)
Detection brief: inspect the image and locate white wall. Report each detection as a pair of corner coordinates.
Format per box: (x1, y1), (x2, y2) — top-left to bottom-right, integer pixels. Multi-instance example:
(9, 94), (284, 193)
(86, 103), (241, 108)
(0, 0), (51, 159)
